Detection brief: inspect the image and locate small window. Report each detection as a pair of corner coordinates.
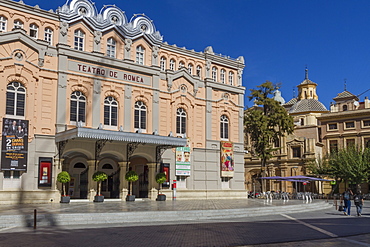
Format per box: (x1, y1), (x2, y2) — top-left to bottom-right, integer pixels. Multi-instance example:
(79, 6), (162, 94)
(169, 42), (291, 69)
(178, 61), (184, 70)
(328, 123), (338, 130)
(14, 20), (23, 29)
(220, 69), (225, 83)
(300, 118), (304, 126)
(196, 66), (202, 77)
(274, 138), (280, 148)
(0, 16), (7, 32)
(29, 24), (38, 39)
(345, 122), (355, 129)
(188, 64), (193, 75)
(343, 105), (348, 111)
(74, 29), (84, 51)
(160, 57), (166, 71)
(70, 91), (86, 123)
(220, 115), (229, 140)
(169, 59), (175, 70)
(176, 108), (186, 137)
(292, 146), (301, 158)
(107, 38), (116, 58)
(329, 140), (338, 153)
(136, 46), (144, 65)
(346, 139), (355, 148)
(104, 96), (118, 127)
(212, 67), (217, 81)
(44, 28), (53, 45)
(363, 120), (370, 127)
(229, 72), (234, 85)
(74, 163), (86, 168)
(102, 164), (113, 169)
(134, 101), (147, 131)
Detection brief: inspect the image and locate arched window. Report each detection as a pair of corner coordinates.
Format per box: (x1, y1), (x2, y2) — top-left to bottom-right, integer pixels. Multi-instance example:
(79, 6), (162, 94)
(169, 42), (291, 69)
(220, 115), (229, 140)
(343, 105), (348, 111)
(220, 69), (226, 83)
(169, 59), (175, 70)
(6, 82), (26, 117)
(160, 57), (166, 71)
(134, 101), (147, 131)
(107, 38), (116, 58)
(44, 28), (53, 45)
(70, 91), (86, 123)
(176, 108), (186, 136)
(29, 24), (38, 39)
(178, 61), (184, 70)
(74, 163), (86, 168)
(300, 118), (304, 126)
(212, 67), (217, 81)
(74, 29), (84, 51)
(102, 164), (113, 169)
(196, 66), (202, 77)
(104, 96), (118, 127)
(229, 71), (234, 85)
(0, 16), (8, 32)
(188, 64), (193, 75)
(136, 46), (144, 65)
(13, 20), (23, 29)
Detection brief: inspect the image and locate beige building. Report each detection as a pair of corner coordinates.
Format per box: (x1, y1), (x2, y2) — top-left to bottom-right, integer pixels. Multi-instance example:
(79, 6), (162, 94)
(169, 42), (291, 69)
(318, 90), (370, 193)
(0, 0), (246, 204)
(244, 70), (328, 194)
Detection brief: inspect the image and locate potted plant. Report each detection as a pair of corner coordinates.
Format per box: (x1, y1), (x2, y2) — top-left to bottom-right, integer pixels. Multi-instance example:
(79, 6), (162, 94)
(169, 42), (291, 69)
(57, 171), (71, 203)
(155, 172), (167, 201)
(125, 170), (138, 201)
(92, 171), (108, 202)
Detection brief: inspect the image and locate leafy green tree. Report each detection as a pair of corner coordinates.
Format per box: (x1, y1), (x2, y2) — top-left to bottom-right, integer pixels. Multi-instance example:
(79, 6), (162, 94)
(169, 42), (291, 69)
(92, 171), (108, 196)
(155, 172), (167, 195)
(57, 171), (71, 197)
(329, 146), (370, 192)
(125, 170), (139, 195)
(244, 81), (294, 192)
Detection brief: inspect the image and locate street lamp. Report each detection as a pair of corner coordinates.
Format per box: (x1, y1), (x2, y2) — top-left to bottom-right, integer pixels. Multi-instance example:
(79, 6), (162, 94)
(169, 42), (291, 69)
(292, 166), (298, 194)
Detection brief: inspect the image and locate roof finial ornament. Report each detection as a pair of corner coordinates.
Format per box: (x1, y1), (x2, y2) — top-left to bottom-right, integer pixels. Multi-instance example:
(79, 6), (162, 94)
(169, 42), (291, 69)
(344, 78), (347, 91)
(305, 65), (308, 80)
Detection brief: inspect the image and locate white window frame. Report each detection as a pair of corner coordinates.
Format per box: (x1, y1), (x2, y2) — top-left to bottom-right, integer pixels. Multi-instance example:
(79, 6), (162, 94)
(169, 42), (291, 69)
(160, 57), (166, 71)
(220, 69), (225, 83)
(176, 108), (187, 137)
(136, 46), (145, 65)
(0, 16), (7, 32)
(74, 29), (85, 51)
(134, 101), (147, 132)
(178, 61), (184, 70)
(229, 71), (234, 85)
(107, 37), (116, 58)
(13, 20), (23, 29)
(29, 24), (38, 39)
(104, 96), (118, 129)
(344, 121), (355, 130)
(44, 28), (53, 45)
(212, 67), (217, 81)
(6, 82), (26, 117)
(196, 65), (202, 78)
(220, 115), (229, 140)
(70, 91), (86, 125)
(169, 59), (175, 70)
(188, 64), (193, 75)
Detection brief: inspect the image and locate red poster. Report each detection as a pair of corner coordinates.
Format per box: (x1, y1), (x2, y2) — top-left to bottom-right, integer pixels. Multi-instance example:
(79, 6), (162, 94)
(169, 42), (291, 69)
(39, 161), (52, 187)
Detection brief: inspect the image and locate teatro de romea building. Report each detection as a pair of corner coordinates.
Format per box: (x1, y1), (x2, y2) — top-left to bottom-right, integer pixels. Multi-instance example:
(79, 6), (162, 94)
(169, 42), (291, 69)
(0, 0), (246, 204)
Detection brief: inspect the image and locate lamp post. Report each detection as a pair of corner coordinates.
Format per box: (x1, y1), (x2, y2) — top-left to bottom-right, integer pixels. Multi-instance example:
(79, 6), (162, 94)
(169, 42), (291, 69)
(292, 166), (298, 194)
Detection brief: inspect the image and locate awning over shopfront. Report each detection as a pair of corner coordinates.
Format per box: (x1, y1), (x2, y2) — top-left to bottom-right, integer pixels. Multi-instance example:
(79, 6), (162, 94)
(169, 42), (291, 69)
(55, 127), (187, 147)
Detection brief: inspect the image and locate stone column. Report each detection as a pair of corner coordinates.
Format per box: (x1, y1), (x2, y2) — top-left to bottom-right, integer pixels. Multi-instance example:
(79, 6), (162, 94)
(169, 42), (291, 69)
(147, 162), (158, 200)
(119, 162), (128, 199)
(87, 160), (97, 201)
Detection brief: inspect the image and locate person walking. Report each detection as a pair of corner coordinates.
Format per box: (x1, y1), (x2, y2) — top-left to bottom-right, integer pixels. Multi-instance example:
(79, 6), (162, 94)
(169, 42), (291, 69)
(342, 188), (353, 216)
(353, 190), (364, 217)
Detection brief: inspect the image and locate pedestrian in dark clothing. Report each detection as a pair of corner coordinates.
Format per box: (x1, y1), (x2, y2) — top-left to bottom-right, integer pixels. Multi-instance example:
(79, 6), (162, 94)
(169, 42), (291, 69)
(342, 188), (353, 216)
(354, 190), (364, 217)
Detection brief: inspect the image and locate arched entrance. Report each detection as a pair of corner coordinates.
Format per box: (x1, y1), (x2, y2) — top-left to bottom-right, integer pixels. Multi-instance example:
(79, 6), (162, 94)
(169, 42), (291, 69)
(129, 157), (149, 198)
(68, 161), (88, 199)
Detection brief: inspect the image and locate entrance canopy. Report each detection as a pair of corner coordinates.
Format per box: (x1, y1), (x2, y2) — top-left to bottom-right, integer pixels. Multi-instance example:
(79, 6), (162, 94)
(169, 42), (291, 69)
(260, 176), (332, 182)
(55, 127), (187, 147)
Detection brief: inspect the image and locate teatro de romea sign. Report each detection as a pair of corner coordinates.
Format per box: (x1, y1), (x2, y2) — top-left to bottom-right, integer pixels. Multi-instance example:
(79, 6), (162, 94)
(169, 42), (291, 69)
(69, 61), (151, 86)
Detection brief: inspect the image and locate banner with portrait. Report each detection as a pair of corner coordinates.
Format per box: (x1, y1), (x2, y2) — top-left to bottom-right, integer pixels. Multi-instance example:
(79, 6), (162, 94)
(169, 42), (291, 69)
(175, 147), (191, 176)
(221, 141), (234, 177)
(1, 118), (29, 171)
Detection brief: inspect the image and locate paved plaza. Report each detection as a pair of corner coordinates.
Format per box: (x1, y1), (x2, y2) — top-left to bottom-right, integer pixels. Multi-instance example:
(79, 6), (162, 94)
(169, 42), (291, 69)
(0, 198), (369, 246)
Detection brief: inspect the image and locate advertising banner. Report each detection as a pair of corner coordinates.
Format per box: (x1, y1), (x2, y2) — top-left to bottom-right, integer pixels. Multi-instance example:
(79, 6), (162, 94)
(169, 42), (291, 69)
(221, 141), (234, 177)
(175, 147), (191, 176)
(1, 118), (28, 171)
(38, 158), (52, 187)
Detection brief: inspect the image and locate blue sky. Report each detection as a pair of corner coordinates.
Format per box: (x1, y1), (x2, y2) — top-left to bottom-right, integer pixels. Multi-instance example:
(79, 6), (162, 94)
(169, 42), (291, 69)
(24, 0), (370, 108)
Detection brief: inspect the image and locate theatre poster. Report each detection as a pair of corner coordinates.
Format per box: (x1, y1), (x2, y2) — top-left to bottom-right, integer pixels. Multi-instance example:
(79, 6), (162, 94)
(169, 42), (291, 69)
(221, 141), (234, 177)
(175, 147), (191, 176)
(1, 118), (29, 171)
